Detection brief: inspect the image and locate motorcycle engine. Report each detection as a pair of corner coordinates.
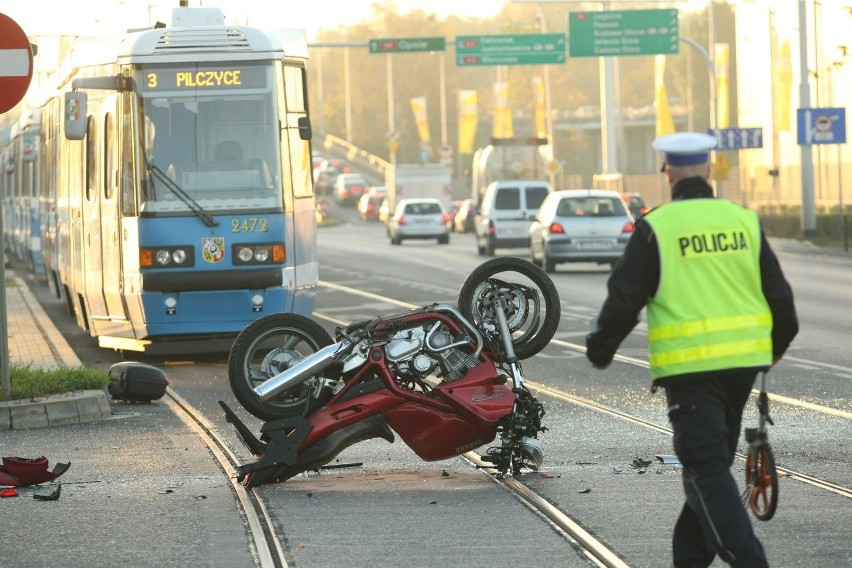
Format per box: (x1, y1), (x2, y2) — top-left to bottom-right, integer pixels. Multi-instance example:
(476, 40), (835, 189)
(384, 320), (479, 387)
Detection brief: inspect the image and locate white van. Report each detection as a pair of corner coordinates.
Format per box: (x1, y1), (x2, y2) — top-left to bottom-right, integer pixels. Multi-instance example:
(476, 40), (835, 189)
(475, 179), (552, 255)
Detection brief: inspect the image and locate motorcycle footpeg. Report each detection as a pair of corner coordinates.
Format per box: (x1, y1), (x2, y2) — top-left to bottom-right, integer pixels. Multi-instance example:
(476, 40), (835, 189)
(478, 453), (503, 469)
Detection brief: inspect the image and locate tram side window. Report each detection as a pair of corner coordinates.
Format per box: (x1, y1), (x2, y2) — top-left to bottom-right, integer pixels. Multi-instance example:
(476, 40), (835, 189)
(104, 113), (115, 200)
(120, 94), (136, 216)
(86, 116), (97, 202)
(283, 65), (311, 200)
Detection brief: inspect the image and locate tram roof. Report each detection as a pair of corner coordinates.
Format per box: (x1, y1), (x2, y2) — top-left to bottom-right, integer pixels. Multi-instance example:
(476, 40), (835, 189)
(55, 7), (308, 85)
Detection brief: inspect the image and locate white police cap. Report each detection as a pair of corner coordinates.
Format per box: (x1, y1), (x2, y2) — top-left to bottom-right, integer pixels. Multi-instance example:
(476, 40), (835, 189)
(652, 132), (717, 167)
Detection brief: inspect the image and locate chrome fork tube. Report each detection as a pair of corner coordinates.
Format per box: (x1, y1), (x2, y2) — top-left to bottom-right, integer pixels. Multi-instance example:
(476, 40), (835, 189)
(253, 341), (350, 400)
(494, 302), (524, 390)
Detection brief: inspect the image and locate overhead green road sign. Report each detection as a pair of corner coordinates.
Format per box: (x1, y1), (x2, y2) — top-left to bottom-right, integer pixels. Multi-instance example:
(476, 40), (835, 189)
(569, 9), (679, 57)
(456, 34), (566, 66)
(369, 37), (445, 54)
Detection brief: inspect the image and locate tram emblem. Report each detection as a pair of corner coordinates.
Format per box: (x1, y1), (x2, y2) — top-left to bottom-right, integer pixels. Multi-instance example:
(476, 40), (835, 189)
(202, 237), (225, 264)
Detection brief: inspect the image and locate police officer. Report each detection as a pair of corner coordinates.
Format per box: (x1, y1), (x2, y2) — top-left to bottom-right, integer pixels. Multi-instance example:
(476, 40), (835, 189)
(586, 132), (798, 567)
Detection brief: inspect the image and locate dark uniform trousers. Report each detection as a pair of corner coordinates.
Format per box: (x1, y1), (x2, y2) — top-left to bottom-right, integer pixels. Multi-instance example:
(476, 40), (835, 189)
(664, 371), (769, 568)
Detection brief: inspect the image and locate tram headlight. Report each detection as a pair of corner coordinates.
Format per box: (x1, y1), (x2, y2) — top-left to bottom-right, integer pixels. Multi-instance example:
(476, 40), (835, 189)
(155, 250), (172, 265)
(171, 249), (188, 264)
(233, 243), (285, 265)
(140, 246), (195, 268)
(237, 247), (255, 263)
(254, 248), (270, 262)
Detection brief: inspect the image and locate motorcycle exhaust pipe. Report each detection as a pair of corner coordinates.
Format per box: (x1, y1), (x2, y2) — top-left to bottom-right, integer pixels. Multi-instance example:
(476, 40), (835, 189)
(253, 342), (344, 400)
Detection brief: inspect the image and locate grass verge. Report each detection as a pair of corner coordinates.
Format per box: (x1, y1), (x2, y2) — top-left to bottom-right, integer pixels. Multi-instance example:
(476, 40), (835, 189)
(0, 365), (110, 402)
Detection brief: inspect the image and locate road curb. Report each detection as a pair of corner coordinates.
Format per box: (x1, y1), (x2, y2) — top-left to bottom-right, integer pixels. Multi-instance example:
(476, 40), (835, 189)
(0, 389), (111, 430)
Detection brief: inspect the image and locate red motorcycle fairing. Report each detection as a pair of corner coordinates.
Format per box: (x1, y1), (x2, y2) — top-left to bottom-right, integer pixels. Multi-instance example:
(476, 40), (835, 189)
(384, 403), (498, 461)
(432, 362), (516, 424)
(295, 349), (513, 463)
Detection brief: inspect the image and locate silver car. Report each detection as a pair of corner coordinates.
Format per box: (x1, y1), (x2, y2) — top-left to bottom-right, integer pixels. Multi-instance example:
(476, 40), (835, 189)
(388, 198), (451, 245)
(529, 189), (634, 272)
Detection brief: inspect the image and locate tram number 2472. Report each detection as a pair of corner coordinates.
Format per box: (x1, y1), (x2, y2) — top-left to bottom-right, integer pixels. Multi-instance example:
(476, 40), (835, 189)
(232, 218), (269, 233)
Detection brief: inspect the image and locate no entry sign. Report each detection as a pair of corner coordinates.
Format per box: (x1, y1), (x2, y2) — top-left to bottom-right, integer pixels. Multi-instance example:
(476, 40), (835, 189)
(0, 13), (34, 114)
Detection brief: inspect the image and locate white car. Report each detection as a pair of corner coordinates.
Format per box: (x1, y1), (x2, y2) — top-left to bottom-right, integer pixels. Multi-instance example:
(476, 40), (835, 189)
(475, 180), (552, 255)
(388, 198), (451, 245)
(529, 189), (634, 272)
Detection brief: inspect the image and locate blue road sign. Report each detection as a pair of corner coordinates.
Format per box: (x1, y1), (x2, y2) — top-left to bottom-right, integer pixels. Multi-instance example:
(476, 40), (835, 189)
(707, 127), (764, 151)
(797, 107), (846, 145)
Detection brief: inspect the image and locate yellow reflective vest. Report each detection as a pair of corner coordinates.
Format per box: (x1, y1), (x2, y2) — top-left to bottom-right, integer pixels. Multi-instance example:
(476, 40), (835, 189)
(643, 199), (773, 380)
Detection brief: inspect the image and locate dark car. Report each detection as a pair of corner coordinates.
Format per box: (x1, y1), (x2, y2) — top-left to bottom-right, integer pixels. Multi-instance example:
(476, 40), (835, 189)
(313, 165), (338, 197)
(621, 192), (651, 219)
(357, 186), (386, 221)
(453, 198), (476, 233)
(333, 173), (368, 206)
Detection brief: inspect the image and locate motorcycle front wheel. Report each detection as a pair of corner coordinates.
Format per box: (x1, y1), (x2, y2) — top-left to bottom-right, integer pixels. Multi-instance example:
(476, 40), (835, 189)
(458, 256), (561, 360)
(228, 313), (335, 421)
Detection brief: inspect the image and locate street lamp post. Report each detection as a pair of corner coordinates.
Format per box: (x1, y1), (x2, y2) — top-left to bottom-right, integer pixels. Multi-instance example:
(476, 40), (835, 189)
(679, 35), (721, 197)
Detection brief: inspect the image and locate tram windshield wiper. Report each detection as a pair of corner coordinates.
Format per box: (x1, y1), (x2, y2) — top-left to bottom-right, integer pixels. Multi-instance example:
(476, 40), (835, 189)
(146, 163), (219, 227)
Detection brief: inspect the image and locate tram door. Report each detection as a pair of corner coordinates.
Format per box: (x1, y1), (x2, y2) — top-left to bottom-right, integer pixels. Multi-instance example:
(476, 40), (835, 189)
(81, 108), (109, 325)
(100, 107), (123, 319)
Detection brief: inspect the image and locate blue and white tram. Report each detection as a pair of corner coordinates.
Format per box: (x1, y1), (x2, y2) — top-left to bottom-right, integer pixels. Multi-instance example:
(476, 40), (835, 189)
(40, 6), (318, 353)
(0, 111), (44, 275)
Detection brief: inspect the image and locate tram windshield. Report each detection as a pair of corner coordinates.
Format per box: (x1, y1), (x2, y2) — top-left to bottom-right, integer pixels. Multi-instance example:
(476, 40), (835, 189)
(137, 62), (283, 213)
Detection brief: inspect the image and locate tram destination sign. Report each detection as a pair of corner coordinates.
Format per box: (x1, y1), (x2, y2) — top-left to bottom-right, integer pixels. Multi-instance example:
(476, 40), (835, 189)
(141, 65), (267, 91)
(569, 9), (679, 57)
(455, 34), (566, 66)
(369, 37), (445, 54)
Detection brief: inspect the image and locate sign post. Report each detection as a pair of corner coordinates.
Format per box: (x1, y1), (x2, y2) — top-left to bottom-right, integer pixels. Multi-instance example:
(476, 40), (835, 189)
(0, 13), (34, 398)
(369, 37), (447, 164)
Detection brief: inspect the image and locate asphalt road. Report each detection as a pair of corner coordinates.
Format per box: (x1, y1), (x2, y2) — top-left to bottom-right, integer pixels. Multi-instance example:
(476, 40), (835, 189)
(15, 204), (852, 568)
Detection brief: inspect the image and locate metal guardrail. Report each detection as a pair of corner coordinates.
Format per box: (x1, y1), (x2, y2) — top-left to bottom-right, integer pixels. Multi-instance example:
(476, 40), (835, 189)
(318, 133), (391, 175)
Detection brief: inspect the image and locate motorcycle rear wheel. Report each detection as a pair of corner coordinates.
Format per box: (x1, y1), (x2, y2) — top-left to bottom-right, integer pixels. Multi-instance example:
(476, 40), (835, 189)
(457, 256), (561, 360)
(228, 312), (335, 421)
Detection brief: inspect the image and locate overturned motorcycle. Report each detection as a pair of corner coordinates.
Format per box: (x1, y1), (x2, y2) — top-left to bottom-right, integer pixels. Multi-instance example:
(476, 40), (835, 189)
(219, 257), (561, 488)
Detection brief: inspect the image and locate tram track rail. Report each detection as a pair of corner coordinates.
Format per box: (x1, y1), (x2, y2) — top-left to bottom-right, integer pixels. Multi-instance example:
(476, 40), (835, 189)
(163, 389), (288, 568)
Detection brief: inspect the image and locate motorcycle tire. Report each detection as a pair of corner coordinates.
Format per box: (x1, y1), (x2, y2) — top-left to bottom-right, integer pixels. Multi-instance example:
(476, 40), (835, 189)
(228, 312), (335, 421)
(457, 256), (561, 360)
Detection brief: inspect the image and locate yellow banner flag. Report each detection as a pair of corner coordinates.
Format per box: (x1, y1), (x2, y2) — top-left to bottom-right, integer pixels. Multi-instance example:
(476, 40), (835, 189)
(773, 40), (792, 132)
(458, 90), (478, 155)
(715, 43), (730, 129)
(492, 82), (513, 139)
(533, 77), (546, 139)
(654, 55), (675, 137)
(409, 96), (431, 144)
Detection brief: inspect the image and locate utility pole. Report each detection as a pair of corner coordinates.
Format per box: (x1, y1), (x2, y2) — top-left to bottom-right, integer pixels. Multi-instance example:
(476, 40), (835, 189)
(798, 0), (817, 237)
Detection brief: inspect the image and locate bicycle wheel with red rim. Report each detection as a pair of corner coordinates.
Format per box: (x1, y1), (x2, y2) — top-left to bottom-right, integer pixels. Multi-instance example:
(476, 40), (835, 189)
(745, 443), (779, 521)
